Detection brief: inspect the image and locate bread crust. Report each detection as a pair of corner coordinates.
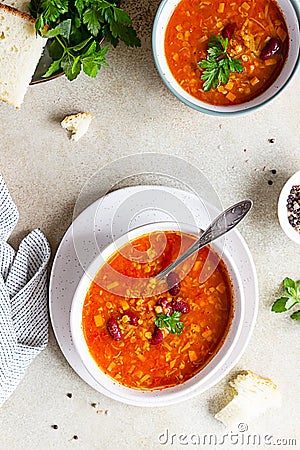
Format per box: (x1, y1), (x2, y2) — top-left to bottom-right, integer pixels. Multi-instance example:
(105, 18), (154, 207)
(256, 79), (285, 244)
(0, 3), (36, 23)
(61, 112), (95, 125)
(0, 96), (21, 109)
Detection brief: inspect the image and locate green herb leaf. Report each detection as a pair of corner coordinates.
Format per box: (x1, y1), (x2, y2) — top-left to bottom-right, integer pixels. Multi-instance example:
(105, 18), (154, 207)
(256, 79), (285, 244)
(43, 18), (71, 39)
(42, 58), (61, 77)
(113, 7), (132, 25)
(198, 33), (243, 92)
(83, 6), (104, 36)
(30, 0), (140, 80)
(291, 310), (300, 321)
(61, 53), (80, 80)
(228, 58), (244, 73)
(272, 277), (300, 318)
(70, 37), (93, 52)
(74, 0), (84, 16)
(32, 0), (68, 29)
(283, 277), (298, 291)
(82, 45), (109, 77)
(155, 311), (184, 336)
(109, 22), (141, 47)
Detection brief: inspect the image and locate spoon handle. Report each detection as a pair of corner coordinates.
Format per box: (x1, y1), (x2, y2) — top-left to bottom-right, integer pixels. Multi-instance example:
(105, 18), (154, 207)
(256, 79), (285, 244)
(156, 199), (252, 280)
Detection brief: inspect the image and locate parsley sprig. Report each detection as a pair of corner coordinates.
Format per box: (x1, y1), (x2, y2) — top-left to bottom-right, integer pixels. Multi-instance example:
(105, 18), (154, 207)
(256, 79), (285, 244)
(29, 0), (140, 80)
(198, 35), (243, 92)
(272, 277), (300, 321)
(155, 311), (184, 336)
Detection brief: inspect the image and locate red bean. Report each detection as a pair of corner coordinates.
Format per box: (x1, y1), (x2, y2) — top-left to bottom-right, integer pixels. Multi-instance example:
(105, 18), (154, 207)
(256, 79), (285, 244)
(222, 23), (236, 39)
(260, 38), (281, 60)
(107, 318), (122, 341)
(157, 298), (173, 315)
(172, 300), (190, 314)
(126, 311), (139, 326)
(150, 327), (164, 345)
(167, 272), (180, 296)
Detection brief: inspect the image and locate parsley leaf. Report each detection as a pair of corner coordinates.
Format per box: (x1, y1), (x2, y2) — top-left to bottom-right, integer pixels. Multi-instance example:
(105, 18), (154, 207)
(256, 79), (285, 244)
(198, 34), (243, 92)
(110, 22), (140, 47)
(82, 45), (109, 77)
(272, 297), (296, 312)
(43, 18), (71, 39)
(155, 311), (184, 336)
(43, 58), (61, 77)
(113, 7), (132, 25)
(290, 310), (300, 321)
(272, 277), (300, 321)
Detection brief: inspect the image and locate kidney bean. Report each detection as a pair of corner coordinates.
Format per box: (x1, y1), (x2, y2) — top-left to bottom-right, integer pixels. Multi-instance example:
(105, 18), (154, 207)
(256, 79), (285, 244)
(150, 327), (164, 345)
(157, 298), (173, 315)
(172, 300), (190, 314)
(222, 23), (236, 39)
(107, 318), (122, 341)
(260, 38), (281, 60)
(167, 272), (180, 296)
(126, 311), (139, 326)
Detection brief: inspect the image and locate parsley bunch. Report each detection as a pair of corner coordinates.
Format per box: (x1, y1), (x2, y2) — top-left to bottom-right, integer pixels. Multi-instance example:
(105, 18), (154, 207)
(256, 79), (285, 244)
(155, 311), (184, 336)
(29, 0), (140, 80)
(272, 277), (300, 321)
(198, 35), (243, 92)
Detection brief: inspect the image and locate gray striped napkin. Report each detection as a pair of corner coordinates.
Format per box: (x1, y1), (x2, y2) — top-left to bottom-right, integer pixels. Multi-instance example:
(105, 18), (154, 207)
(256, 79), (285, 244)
(0, 176), (51, 407)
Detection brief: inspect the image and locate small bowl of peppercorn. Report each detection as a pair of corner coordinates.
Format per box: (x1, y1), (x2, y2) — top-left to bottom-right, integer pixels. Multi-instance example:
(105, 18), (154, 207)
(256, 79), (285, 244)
(278, 171), (300, 244)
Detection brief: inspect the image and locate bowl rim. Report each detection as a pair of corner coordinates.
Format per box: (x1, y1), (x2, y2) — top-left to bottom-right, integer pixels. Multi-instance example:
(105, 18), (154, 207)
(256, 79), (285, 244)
(70, 220), (245, 406)
(278, 170), (300, 244)
(152, 0), (300, 116)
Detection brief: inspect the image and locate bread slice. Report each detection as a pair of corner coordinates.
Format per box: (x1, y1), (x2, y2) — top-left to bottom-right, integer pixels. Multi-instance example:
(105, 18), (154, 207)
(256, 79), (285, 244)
(215, 370), (281, 428)
(61, 112), (94, 141)
(0, 3), (46, 108)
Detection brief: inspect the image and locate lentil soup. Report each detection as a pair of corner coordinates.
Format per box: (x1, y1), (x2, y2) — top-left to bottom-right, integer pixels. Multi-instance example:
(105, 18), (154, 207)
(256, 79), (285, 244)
(164, 0), (289, 105)
(82, 231), (234, 390)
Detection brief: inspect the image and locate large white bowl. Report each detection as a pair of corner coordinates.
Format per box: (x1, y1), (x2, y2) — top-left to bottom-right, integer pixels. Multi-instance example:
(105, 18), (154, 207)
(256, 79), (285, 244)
(152, 0), (300, 115)
(70, 221), (245, 406)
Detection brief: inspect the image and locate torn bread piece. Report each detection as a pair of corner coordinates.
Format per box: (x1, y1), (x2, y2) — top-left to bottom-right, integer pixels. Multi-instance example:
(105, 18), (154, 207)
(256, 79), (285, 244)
(215, 370), (281, 429)
(0, 4), (46, 108)
(61, 112), (94, 142)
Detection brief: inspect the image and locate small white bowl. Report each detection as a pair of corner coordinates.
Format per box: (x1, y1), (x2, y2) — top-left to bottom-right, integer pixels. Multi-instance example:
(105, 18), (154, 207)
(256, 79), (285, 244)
(70, 221), (245, 406)
(278, 171), (300, 244)
(152, 0), (300, 115)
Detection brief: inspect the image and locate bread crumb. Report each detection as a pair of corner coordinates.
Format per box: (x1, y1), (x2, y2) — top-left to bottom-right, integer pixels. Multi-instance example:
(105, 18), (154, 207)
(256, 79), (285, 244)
(61, 112), (94, 142)
(215, 370), (281, 428)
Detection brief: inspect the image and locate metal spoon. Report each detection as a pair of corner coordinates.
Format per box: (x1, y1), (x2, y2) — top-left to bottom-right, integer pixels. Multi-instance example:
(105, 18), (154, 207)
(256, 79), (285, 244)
(156, 199), (253, 280)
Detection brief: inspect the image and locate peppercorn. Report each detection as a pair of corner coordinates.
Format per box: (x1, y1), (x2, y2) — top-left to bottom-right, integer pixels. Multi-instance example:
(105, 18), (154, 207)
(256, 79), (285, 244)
(286, 185), (300, 233)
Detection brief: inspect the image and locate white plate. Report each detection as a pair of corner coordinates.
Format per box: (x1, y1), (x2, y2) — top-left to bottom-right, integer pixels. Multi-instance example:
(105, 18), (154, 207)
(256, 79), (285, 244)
(49, 185), (259, 406)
